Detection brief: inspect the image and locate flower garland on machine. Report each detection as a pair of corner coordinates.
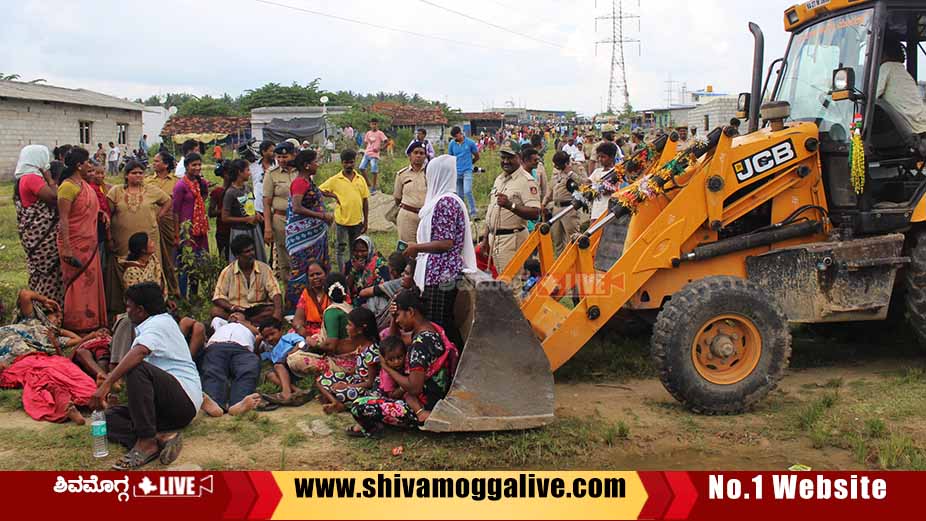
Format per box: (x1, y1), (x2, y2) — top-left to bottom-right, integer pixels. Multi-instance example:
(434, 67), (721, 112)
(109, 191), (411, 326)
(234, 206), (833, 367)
(848, 113), (866, 194)
(574, 139), (705, 214)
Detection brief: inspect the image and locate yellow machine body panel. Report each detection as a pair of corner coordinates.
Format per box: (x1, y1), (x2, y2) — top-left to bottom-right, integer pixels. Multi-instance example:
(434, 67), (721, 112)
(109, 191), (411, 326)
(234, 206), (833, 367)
(783, 0), (872, 32)
(517, 122), (827, 370)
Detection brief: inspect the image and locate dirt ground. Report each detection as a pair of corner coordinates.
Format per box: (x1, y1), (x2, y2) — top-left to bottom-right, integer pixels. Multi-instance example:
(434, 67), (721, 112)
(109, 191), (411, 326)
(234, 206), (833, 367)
(2, 330), (925, 471)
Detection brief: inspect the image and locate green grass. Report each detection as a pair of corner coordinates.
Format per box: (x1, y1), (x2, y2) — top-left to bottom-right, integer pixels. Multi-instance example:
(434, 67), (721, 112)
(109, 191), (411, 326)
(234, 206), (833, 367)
(339, 414), (634, 471)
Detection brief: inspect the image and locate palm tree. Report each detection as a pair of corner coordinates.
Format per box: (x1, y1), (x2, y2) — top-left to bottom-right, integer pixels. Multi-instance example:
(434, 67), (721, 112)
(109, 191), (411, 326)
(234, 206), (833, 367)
(1, 73), (21, 81)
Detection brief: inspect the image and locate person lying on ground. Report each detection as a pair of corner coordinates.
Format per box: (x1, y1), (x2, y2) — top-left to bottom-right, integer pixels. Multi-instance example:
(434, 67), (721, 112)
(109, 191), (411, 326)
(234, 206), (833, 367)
(211, 234), (282, 322)
(199, 312), (263, 417)
(0, 354), (95, 425)
(316, 307), (381, 414)
(89, 282), (202, 470)
(0, 289), (108, 381)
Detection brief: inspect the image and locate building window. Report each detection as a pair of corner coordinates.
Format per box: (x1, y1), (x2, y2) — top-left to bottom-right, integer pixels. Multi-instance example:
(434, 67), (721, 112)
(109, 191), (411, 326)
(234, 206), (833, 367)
(117, 123), (128, 145)
(703, 115), (710, 132)
(79, 121), (92, 145)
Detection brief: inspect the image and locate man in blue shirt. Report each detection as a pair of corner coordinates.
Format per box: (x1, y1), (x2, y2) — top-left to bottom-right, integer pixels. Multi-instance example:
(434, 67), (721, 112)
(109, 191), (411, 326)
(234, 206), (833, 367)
(448, 126), (480, 216)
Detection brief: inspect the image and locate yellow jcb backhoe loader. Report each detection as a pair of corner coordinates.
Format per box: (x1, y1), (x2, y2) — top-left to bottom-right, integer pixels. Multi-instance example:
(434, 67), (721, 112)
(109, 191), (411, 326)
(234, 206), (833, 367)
(422, 0), (926, 432)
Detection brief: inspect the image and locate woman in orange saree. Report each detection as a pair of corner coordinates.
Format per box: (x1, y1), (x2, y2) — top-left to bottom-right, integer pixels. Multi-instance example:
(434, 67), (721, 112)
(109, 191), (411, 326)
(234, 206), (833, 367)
(57, 147), (107, 333)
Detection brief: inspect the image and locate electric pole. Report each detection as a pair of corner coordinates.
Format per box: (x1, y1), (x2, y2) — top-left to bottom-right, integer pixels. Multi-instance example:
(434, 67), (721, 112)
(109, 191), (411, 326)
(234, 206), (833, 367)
(595, 0), (639, 115)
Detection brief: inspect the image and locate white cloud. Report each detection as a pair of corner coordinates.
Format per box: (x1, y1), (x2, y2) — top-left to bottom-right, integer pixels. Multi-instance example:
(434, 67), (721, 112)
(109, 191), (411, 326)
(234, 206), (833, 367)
(1, 0), (795, 115)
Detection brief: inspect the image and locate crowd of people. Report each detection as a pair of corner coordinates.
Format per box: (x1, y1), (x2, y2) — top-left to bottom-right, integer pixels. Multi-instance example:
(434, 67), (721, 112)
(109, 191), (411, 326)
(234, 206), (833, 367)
(0, 115), (645, 470)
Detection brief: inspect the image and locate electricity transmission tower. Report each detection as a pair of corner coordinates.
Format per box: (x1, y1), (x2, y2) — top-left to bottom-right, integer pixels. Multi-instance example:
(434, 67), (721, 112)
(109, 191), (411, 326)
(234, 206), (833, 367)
(595, 0), (639, 114)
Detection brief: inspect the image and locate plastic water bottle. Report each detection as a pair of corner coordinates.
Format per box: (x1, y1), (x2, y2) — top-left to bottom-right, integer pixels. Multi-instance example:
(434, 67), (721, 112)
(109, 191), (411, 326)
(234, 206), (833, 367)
(91, 410), (109, 458)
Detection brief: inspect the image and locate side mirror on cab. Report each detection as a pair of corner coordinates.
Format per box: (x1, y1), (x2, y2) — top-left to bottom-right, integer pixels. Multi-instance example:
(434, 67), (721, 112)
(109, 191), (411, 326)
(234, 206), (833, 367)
(831, 68), (857, 101)
(736, 92), (750, 119)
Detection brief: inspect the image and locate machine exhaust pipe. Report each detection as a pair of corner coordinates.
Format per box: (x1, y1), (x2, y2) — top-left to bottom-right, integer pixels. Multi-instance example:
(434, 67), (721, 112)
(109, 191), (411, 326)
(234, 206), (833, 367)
(748, 22), (765, 133)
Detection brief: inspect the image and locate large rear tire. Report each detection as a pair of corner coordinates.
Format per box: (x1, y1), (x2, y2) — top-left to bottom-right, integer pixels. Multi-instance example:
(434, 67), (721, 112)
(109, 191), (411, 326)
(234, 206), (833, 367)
(904, 228), (926, 345)
(651, 276), (792, 414)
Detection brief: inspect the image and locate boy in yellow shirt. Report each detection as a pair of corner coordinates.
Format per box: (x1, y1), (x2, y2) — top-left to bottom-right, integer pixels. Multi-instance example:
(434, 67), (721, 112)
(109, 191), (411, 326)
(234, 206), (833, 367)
(319, 149), (370, 272)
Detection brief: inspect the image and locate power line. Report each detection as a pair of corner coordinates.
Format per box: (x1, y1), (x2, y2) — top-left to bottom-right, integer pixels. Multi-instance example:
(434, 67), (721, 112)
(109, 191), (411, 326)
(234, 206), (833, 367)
(595, 0), (639, 113)
(254, 0), (500, 51)
(417, 0), (564, 48)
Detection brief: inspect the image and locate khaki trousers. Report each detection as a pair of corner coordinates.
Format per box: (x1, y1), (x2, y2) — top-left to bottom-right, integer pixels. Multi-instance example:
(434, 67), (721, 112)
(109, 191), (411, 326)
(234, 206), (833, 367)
(396, 208), (420, 244)
(550, 206), (580, 255)
(271, 214), (290, 284)
(489, 229), (529, 274)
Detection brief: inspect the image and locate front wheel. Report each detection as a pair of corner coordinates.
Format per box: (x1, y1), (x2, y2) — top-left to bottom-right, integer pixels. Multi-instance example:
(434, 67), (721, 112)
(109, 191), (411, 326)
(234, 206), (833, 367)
(651, 276), (792, 414)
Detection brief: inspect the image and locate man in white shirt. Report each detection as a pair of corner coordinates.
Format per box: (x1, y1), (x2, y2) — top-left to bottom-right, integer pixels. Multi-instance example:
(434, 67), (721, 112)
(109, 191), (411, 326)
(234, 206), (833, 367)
(199, 313), (263, 416)
(877, 37), (926, 135)
(561, 136), (580, 160)
(249, 140), (275, 216)
(107, 141), (121, 174)
(174, 139), (199, 178)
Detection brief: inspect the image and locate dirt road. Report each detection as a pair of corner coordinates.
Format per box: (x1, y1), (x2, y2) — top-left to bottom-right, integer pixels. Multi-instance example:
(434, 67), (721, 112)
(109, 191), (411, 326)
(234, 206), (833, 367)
(1, 350), (923, 470)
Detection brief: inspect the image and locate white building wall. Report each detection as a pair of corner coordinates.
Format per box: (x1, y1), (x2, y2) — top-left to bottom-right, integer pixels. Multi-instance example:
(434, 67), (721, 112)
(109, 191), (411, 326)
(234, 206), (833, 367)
(0, 98), (142, 179)
(686, 97), (738, 137)
(143, 106), (171, 146)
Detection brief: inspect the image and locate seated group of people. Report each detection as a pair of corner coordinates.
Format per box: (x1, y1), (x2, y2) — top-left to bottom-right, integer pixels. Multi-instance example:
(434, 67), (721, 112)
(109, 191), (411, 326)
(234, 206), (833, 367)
(0, 225), (461, 468)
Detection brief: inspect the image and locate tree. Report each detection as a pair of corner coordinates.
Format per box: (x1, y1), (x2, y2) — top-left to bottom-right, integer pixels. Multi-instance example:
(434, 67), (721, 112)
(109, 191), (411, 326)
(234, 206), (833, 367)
(176, 95), (240, 117)
(0, 73), (21, 81)
(238, 80), (323, 112)
(330, 108), (391, 132)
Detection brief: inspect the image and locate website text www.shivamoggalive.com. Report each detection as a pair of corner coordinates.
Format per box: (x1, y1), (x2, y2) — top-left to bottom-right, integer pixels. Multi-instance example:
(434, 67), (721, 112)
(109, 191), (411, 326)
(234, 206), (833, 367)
(293, 473), (627, 501)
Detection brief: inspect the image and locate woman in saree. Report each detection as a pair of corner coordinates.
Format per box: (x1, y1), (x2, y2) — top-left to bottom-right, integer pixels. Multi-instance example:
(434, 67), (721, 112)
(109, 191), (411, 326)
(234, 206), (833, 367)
(146, 151), (180, 297)
(13, 145), (63, 305)
(285, 149), (332, 310)
(344, 235), (391, 306)
(108, 160), (171, 279)
(291, 261), (330, 341)
(57, 147), (107, 333)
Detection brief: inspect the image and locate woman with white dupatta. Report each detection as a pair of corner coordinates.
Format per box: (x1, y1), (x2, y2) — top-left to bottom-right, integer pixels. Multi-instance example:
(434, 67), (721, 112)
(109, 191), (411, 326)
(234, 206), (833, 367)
(401, 155), (477, 350)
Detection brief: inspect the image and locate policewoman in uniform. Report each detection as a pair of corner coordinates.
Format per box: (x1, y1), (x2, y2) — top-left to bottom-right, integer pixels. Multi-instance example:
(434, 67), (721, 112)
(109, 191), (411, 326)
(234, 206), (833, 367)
(262, 141), (298, 284)
(393, 142), (428, 244)
(480, 143), (542, 273)
(549, 150), (588, 255)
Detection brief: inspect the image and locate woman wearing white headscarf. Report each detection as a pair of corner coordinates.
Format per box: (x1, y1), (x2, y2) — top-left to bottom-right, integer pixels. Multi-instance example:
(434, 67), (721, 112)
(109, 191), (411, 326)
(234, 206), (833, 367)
(13, 145), (64, 304)
(403, 155), (476, 348)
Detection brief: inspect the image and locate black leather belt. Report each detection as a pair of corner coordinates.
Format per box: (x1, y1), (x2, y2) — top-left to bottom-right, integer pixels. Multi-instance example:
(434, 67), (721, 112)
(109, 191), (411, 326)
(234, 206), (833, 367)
(558, 201), (573, 207)
(492, 228), (525, 236)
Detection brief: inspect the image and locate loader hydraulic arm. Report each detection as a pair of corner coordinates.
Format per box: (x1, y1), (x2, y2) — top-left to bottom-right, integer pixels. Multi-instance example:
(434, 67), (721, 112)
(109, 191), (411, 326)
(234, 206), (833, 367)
(516, 122), (825, 370)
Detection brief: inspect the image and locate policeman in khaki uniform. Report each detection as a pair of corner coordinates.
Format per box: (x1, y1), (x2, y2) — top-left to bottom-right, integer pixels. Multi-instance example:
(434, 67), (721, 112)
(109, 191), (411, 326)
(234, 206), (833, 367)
(481, 143), (542, 273)
(549, 150), (589, 254)
(393, 142), (428, 244)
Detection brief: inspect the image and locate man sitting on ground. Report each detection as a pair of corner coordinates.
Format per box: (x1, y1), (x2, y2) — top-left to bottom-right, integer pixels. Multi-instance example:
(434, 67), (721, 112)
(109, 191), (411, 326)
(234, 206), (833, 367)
(211, 235), (283, 324)
(200, 312), (263, 417)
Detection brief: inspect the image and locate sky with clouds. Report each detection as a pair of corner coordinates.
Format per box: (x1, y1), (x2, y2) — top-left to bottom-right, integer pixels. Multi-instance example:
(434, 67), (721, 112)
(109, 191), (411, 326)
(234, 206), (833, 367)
(2, 0), (797, 115)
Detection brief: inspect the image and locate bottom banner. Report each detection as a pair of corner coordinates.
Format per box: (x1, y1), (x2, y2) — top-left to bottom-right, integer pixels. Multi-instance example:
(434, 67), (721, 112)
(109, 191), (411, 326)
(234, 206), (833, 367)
(0, 470), (917, 520)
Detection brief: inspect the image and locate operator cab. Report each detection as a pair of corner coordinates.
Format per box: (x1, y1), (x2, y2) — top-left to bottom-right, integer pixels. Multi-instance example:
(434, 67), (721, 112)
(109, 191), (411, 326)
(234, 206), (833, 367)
(768, 1), (926, 235)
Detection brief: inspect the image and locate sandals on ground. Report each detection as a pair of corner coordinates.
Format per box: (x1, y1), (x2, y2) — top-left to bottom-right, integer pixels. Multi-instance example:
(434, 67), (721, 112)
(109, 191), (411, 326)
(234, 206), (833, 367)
(158, 433), (183, 465)
(112, 448), (159, 470)
(255, 399), (280, 412)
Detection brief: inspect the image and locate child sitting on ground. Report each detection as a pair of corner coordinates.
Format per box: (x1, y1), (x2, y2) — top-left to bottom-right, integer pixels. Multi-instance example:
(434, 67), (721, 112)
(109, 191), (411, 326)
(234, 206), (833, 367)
(315, 308), (382, 414)
(259, 319), (312, 406)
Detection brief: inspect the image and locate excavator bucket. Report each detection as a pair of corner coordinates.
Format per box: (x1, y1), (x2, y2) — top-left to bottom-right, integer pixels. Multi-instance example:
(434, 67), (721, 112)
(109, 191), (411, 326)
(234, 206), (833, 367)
(421, 271), (555, 432)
